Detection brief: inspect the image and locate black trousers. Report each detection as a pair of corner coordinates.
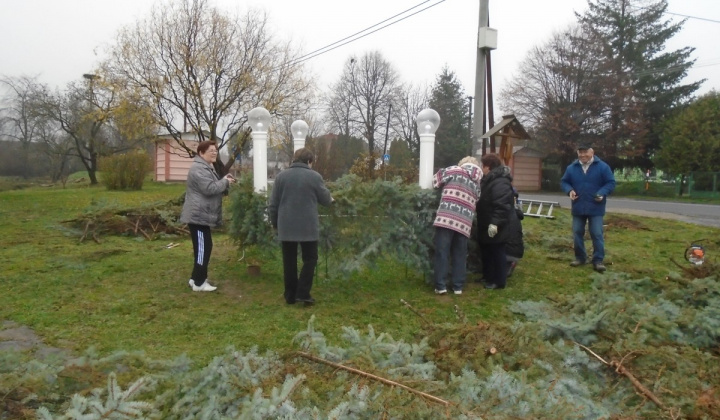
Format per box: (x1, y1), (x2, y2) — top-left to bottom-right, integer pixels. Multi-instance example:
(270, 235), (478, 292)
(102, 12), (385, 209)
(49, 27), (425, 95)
(189, 224), (212, 286)
(281, 241), (318, 302)
(479, 242), (507, 288)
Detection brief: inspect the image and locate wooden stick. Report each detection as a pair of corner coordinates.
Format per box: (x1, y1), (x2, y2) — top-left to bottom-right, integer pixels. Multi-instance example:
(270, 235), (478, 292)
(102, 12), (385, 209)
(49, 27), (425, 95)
(610, 360), (665, 409)
(575, 343), (666, 409)
(400, 299), (430, 325)
(295, 351), (450, 407)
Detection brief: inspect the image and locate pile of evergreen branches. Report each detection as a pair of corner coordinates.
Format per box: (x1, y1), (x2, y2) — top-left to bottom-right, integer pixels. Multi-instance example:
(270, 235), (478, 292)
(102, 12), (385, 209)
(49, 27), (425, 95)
(4, 264), (718, 418)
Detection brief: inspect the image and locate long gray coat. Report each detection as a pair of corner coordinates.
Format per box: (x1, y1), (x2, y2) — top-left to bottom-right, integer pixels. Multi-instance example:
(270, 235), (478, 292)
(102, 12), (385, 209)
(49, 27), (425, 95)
(269, 163), (332, 242)
(180, 156), (229, 227)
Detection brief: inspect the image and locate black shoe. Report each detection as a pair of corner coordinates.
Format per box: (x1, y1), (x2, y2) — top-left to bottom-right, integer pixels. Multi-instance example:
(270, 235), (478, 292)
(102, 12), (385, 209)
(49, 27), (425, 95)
(507, 261), (518, 277)
(484, 283), (505, 290)
(569, 260), (586, 267)
(593, 263), (607, 273)
(296, 297), (315, 306)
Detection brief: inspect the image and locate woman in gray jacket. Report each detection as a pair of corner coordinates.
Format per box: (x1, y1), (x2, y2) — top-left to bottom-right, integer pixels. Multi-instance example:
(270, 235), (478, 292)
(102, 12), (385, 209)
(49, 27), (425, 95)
(269, 148), (332, 305)
(180, 141), (235, 292)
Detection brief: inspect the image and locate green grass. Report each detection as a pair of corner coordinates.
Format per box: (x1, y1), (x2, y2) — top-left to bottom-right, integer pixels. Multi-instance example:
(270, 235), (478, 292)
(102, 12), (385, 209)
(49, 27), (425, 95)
(1, 179), (718, 367)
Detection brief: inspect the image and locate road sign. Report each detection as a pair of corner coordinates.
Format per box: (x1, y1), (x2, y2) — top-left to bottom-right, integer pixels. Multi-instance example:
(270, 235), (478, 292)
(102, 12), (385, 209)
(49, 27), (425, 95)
(383, 154), (390, 162)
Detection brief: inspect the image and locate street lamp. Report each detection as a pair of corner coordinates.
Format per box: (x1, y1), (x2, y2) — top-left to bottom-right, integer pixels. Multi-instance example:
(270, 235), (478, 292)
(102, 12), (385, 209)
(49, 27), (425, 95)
(416, 108), (440, 189)
(248, 107), (271, 193)
(290, 119), (309, 152)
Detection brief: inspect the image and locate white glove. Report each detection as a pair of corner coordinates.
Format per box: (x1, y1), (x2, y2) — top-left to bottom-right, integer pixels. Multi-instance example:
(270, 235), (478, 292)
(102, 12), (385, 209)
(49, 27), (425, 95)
(488, 224), (498, 238)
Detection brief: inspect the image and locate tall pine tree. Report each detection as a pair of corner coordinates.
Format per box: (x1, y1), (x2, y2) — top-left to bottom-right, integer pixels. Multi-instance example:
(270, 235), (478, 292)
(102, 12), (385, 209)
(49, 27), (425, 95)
(429, 67), (470, 168)
(577, 0), (701, 169)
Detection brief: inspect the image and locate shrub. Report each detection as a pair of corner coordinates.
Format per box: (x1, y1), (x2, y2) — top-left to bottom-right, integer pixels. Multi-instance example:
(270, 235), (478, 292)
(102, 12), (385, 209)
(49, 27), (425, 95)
(99, 150), (152, 190)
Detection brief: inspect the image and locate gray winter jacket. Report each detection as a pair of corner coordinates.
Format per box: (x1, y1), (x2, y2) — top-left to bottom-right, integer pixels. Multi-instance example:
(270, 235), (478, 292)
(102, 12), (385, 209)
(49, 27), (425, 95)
(180, 156), (229, 227)
(269, 162), (332, 242)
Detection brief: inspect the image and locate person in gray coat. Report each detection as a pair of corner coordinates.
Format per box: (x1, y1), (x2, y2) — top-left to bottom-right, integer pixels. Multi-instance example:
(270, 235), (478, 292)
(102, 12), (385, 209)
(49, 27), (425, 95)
(269, 148), (333, 305)
(180, 141), (236, 292)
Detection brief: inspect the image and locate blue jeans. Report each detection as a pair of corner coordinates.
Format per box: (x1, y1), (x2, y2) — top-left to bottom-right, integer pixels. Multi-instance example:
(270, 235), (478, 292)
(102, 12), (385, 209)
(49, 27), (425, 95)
(433, 227), (468, 291)
(572, 215), (605, 264)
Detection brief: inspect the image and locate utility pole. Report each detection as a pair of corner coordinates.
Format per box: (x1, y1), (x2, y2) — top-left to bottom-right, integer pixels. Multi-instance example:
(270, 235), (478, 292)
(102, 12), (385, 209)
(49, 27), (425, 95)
(467, 96), (473, 155)
(472, 0), (497, 158)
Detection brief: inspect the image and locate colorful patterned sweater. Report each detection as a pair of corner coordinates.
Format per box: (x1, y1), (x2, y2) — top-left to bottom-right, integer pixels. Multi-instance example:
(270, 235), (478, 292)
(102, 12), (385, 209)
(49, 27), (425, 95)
(432, 163), (482, 237)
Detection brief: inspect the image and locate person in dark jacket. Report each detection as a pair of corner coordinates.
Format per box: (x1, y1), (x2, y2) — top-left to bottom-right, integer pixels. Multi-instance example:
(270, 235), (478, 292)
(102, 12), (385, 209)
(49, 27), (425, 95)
(180, 141), (236, 292)
(475, 153), (515, 289)
(505, 188), (524, 277)
(269, 148), (333, 306)
(560, 144), (616, 273)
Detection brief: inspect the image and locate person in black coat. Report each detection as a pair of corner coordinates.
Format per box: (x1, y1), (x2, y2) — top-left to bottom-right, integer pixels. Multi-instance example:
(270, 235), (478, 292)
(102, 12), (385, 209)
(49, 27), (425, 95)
(505, 188), (524, 277)
(475, 153), (515, 289)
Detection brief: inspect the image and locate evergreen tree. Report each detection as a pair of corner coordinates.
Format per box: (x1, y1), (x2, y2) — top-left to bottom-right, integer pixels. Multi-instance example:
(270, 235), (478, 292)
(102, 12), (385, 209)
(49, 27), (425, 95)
(428, 67), (470, 168)
(655, 91), (720, 175)
(577, 0), (702, 169)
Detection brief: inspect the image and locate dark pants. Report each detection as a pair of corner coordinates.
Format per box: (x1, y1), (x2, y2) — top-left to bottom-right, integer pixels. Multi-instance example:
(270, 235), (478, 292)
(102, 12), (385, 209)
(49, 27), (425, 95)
(281, 241), (318, 302)
(189, 224), (212, 286)
(433, 227), (468, 292)
(479, 242), (507, 288)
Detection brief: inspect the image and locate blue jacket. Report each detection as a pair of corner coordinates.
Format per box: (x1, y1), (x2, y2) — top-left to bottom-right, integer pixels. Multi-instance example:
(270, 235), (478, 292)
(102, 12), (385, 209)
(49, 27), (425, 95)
(560, 156), (616, 216)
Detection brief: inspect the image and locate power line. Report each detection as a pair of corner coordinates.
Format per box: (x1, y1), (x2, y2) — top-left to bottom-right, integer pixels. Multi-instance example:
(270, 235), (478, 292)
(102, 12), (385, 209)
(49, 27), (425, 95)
(279, 0), (446, 70)
(664, 11), (720, 24)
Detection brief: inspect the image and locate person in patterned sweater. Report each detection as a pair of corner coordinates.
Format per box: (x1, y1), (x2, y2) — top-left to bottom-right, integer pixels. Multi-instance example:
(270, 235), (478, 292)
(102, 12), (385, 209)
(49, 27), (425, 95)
(432, 156), (482, 295)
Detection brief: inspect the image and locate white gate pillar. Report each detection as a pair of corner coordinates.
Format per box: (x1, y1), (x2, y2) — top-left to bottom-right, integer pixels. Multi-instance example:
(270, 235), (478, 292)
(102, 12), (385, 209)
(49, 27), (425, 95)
(291, 120), (309, 152)
(248, 107), (271, 193)
(416, 108), (441, 189)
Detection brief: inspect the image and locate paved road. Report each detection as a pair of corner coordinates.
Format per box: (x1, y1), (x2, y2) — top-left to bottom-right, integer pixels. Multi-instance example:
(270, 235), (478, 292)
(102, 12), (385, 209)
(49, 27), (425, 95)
(520, 193), (720, 228)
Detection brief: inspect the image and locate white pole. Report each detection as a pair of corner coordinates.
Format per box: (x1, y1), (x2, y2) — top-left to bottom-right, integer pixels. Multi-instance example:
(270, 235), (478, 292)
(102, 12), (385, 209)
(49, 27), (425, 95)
(291, 120), (309, 152)
(416, 108), (441, 189)
(248, 107), (272, 193)
(418, 134), (436, 189)
(252, 132), (268, 193)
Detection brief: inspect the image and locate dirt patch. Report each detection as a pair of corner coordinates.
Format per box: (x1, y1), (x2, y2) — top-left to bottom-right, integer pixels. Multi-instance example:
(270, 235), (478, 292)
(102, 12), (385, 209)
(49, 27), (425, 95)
(0, 320), (70, 360)
(605, 214), (651, 230)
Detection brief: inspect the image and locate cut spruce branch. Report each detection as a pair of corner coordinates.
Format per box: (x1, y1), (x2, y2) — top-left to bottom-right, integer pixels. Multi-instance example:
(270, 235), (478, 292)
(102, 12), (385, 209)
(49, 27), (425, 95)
(295, 351), (450, 408)
(575, 342), (666, 410)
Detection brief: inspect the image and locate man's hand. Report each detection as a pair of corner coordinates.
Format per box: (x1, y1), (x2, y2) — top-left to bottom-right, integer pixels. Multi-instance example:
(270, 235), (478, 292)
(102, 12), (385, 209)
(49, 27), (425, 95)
(488, 224), (498, 238)
(224, 174), (236, 184)
(594, 195), (604, 202)
(569, 190), (578, 200)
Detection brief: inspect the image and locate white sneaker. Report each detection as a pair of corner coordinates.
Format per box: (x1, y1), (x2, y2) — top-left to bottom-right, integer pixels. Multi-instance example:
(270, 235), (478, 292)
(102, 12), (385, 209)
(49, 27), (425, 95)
(453, 290), (462, 295)
(188, 279), (195, 288)
(192, 281), (217, 292)
(434, 289), (447, 295)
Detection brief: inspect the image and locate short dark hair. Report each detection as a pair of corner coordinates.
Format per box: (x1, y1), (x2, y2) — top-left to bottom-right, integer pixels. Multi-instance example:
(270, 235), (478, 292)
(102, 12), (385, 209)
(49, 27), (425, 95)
(293, 148), (314, 164)
(480, 153), (502, 170)
(197, 141), (217, 155)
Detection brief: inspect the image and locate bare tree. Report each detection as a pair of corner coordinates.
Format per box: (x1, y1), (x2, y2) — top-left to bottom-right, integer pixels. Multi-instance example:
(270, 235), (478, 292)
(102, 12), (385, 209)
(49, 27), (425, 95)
(0, 76), (48, 178)
(391, 82), (428, 157)
(102, 0), (314, 174)
(327, 51), (400, 172)
(499, 25), (607, 168)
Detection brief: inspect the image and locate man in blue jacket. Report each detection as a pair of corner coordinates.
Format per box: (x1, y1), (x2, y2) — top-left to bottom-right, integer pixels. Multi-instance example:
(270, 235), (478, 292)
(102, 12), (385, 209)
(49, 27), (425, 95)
(561, 144), (616, 273)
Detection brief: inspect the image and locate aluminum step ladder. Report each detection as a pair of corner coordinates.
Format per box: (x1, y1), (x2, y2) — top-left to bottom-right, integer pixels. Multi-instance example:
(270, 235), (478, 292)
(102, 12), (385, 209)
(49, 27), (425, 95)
(519, 199), (559, 219)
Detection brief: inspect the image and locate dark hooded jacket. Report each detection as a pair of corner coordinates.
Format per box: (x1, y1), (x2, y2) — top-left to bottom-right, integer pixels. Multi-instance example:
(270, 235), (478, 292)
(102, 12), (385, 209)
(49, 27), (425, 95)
(476, 166), (516, 245)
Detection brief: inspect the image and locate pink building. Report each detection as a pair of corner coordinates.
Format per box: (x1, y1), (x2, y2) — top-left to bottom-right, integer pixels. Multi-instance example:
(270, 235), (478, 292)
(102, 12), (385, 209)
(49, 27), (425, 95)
(154, 133), (200, 182)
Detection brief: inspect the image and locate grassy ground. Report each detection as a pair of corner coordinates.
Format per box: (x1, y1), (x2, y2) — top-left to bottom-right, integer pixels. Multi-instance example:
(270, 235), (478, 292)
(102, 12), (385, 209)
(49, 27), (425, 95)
(1, 178), (718, 367)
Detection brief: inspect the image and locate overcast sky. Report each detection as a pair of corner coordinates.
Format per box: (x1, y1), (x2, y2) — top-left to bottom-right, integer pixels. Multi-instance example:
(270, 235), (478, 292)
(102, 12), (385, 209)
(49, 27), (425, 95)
(1, 0), (718, 115)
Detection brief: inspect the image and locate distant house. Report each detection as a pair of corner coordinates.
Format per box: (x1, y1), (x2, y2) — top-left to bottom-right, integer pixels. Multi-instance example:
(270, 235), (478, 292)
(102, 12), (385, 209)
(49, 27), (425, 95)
(154, 133), (200, 182)
(509, 145), (545, 192)
(481, 114), (544, 192)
